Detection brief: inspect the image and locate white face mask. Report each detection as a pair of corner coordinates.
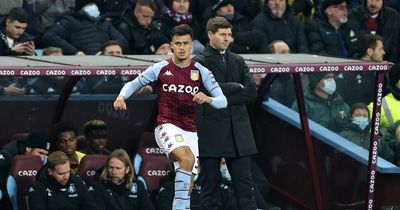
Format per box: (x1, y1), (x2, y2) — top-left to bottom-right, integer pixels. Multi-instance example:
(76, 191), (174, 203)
(220, 164), (231, 181)
(83, 4), (100, 19)
(322, 78), (336, 95)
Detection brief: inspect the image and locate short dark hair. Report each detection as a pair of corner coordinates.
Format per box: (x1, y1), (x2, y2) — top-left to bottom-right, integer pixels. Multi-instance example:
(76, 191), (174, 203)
(101, 40), (123, 54)
(171, 24), (193, 40)
(206, 17), (232, 34)
(7, 7), (27, 23)
(350, 102), (369, 118)
(83, 119), (107, 138)
(136, 0), (157, 12)
(359, 34), (384, 58)
(50, 121), (79, 143)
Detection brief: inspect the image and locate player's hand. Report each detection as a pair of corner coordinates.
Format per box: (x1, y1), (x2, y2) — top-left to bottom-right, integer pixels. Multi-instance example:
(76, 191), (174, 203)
(191, 92), (211, 104)
(113, 95), (127, 110)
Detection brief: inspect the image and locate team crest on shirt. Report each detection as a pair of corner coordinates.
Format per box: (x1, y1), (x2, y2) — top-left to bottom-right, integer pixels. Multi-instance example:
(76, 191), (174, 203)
(68, 183), (76, 193)
(190, 70), (199, 81)
(175, 134), (184, 142)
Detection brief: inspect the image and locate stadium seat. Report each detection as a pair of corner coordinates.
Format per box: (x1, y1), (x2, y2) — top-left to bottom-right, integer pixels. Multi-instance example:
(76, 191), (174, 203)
(133, 132), (165, 174)
(137, 155), (173, 199)
(7, 155), (43, 210)
(77, 155), (107, 183)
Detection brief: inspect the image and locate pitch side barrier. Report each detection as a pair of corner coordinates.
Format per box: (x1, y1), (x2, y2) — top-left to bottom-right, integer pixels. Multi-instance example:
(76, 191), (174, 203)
(257, 99), (400, 209)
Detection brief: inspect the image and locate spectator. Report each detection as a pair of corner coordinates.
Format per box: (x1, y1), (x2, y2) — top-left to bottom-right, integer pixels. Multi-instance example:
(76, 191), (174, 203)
(0, 131), (50, 209)
(264, 40), (296, 107)
(89, 40), (153, 95)
(80, 119), (111, 155)
(202, 0), (264, 54)
(339, 103), (394, 161)
(29, 0), (75, 44)
(251, 0), (309, 53)
(368, 63), (400, 131)
(41, 0), (128, 55)
(161, 0), (204, 53)
(100, 40), (123, 56)
(383, 120), (400, 166)
(267, 40), (290, 54)
(336, 34), (384, 106)
(194, 17), (258, 210)
(305, 0), (359, 57)
(42, 46), (63, 56)
(234, 0), (261, 20)
(0, 7), (35, 56)
(88, 149), (154, 210)
(348, 0), (400, 62)
(116, 0), (170, 54)
(292, 72), (350, 132)
(114, 24), (227, 210)
(50, 121), (85, 175)
(28, 151), (97, 210)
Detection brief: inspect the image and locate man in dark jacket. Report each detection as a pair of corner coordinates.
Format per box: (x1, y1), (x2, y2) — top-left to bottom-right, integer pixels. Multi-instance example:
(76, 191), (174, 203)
(201, 0), (264, 54)
(0, 131), (50, 209)
(28, 151), (96, 210)
(88, 149), (154, 210)
(0, 7), (35, 55)
(194, 17), (258, 210)
(251, 0), (308, 53)
(305, 0), (359, 57)
(41, 0), (128, 55)
(116, 0), (170, 54)
(348, 0), (400, 62)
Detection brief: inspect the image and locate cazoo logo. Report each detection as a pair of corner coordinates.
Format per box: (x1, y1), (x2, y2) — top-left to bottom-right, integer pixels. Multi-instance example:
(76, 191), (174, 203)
(18, 170), (37, 176)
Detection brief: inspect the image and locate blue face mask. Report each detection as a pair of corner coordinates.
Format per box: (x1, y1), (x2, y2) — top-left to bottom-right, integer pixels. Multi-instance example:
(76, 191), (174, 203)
(352, 116), (369, 130)
(83, 4), (100, 19)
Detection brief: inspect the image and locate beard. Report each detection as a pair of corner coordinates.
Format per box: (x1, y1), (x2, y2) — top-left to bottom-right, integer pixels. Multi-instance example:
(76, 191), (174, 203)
(271, 9), (284, 18)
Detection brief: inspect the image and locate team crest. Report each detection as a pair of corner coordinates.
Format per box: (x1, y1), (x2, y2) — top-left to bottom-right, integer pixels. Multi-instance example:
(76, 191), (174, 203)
(175, 134), (184, 142)
(68, 183), (76, 193)
(190, 70), (199, 81)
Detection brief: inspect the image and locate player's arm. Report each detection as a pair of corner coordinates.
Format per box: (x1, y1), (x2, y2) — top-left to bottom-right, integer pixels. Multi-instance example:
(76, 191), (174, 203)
(195, 63), (227, 109)
(114, 61), (165, 110)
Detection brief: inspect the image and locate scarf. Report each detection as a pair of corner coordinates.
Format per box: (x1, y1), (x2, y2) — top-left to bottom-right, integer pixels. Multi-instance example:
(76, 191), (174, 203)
(164, 7), (193, 25)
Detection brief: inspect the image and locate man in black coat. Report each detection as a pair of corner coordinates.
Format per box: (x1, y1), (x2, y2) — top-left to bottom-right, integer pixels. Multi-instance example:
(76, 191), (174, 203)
(116, 0), (170, 54)
(348, 0), (400, 62)
(0, 7), (35, 56)
(251, 0), (309, 53)
(194, 17), (258, 210)
(305, 0), (359, 58)
(28, 151), (97, 210)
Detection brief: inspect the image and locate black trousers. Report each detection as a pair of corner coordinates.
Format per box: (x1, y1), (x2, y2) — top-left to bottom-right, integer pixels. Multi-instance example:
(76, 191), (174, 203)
(199, 156), (257, 210)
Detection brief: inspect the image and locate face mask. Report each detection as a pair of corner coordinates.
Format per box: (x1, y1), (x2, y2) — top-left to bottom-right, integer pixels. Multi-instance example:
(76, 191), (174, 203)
(220, 164), (231, 181)
(83, 4), (100, 19)
(223, 14), (234, 21)
(352, 116), (369, 130)
(322, 78), (336, 95)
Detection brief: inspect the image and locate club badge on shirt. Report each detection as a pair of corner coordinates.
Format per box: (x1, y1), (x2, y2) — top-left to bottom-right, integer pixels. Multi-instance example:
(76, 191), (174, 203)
(190, 70), (199, 81)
